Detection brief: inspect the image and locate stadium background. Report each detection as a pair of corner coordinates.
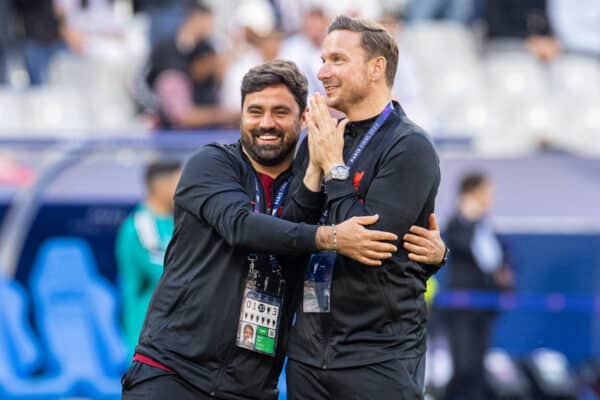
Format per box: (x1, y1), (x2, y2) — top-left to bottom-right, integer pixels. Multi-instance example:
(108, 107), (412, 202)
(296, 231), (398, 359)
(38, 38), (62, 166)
(0, 0), (599, 399)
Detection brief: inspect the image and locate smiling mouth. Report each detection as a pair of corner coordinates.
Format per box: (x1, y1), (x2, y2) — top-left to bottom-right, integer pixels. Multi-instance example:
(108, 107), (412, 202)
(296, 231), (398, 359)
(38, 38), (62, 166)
(324, 85), (339, 94)
(256, 134), (282, 143)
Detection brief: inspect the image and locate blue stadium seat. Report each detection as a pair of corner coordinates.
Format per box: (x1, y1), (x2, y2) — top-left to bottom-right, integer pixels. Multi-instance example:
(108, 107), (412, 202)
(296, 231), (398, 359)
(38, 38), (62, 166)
(0, 275), (75, 399)
(29, 237), (127, 399)
(0, 277), (41, 377)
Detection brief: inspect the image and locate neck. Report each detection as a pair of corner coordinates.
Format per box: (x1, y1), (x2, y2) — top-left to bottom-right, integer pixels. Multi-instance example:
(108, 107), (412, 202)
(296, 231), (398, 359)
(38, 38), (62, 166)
(243, 148), (293, 179)
(344, 86), (392, 121)
(459, 198), (483, 221)
(146, 196), (172, 216)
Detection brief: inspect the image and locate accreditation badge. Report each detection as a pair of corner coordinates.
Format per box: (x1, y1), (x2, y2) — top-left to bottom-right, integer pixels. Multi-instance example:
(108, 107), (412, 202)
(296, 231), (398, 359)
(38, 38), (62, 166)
(303, 251), (336, 313)
(236, 255), (285, 357)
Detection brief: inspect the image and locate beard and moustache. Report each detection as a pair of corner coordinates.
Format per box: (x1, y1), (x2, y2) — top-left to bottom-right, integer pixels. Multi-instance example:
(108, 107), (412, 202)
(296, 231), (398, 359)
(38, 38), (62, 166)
(241, 122), (300, 167)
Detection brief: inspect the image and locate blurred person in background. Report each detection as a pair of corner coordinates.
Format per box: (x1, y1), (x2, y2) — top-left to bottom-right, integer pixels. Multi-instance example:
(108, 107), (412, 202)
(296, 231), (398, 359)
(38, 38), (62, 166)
(116, 160), (181, 356)
(442, 172), (513, 400)
(379, 11), (422, 116)
(0, 1), (18, 84)
(278, 2), (330, 97)
(145, 2), (238, 129)
(131, 0), (197, 46)
(12, 0), (85, 85)
(220, 0), (283, 116)
(52, 0), (130, 63)
(484, 0), (561, 62)
(405, 0), (476, 24)
(547, 0), (600, 57)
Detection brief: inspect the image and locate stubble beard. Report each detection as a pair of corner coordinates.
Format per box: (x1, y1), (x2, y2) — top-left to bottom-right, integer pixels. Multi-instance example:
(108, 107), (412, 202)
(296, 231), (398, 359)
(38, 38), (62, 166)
(241, 122), (300, 167)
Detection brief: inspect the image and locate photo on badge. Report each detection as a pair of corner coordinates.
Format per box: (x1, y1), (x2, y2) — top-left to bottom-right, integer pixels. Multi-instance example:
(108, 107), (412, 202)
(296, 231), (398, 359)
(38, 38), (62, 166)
(240, 323), (256, 349)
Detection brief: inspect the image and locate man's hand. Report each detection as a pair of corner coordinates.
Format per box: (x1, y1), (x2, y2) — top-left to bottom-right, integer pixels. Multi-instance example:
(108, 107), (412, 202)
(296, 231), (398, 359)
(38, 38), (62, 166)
(306, 93), (347, 173)
(403, 213), (446, 265)
(316, 215), (398, 266)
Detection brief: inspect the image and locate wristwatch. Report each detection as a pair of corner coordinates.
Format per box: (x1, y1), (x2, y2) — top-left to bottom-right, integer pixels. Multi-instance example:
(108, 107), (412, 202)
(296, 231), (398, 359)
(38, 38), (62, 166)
(324, 165), (350, 182)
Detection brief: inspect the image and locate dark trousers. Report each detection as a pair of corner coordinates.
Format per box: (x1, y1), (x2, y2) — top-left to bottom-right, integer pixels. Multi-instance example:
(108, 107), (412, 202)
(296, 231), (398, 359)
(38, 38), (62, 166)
(122, 362), (213, 400)
(443, 310), (493, 400)
(286, 355), (426, 400)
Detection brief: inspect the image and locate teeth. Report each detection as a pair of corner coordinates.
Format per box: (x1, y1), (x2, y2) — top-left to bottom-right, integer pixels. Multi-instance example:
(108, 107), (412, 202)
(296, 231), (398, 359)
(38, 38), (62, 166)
(259, 135), (278, 140)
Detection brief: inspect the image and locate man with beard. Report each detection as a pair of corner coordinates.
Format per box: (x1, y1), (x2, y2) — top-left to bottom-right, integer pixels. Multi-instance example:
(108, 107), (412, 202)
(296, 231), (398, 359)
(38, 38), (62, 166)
(121, 60), (445, 399)
(285, 16), (443, 399)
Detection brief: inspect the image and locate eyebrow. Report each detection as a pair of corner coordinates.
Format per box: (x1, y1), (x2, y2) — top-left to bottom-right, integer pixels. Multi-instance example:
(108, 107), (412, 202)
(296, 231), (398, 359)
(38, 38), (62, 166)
(246, 104), (264, 111)
(246, 104), (292, 112)
(322, 51), (347, 60)
(272, 105), (292, 112)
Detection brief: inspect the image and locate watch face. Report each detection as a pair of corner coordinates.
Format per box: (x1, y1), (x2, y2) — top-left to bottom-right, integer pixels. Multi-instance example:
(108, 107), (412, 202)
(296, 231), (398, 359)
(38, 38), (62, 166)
(332, 165), (350, 180)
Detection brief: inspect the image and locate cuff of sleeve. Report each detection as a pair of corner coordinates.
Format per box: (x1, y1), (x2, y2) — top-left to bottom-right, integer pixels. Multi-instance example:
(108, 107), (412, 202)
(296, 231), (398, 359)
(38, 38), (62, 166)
(294, 182), (325, 209)
(324, 179), (355, 202)
(295, 223), (319, 253)
(423, 263), (443, 278)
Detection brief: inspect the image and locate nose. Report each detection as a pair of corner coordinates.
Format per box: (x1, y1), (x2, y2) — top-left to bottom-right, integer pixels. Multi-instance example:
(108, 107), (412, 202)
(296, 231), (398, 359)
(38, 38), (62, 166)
(259, 112), (275, 129)
(318, 63), (331, 82)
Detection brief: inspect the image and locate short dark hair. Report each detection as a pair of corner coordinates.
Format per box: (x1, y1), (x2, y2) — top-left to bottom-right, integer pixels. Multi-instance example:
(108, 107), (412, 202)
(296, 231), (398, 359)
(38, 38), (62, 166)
(145, 160), (181, 188)
(186, 0), (211, 14)
(459, 173), (489, 195)
(241, 60), (308, 113)
(327, 15), (399, 88)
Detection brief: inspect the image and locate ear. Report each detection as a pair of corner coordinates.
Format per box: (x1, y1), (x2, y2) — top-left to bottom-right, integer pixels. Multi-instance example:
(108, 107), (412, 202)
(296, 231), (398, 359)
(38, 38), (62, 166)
(369, 56), (387, 83)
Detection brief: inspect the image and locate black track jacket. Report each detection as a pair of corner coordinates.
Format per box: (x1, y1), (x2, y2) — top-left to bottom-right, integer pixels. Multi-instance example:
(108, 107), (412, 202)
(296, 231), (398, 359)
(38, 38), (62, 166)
(131, 141), (321, 400)
(287, 102), (441, 369)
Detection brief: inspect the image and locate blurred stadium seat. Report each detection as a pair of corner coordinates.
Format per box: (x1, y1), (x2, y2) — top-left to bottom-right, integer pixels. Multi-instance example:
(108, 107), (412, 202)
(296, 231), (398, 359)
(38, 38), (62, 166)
(484, 348), (532, 399)
(29, 237), (126, 399)
(550, 55), (600, 100)
(0, 276), (42, 378)
(522, 348), (578, 400)
(0, 275), (76, 399)
(24, 87), (91, 136)
(0, 89), (25, 136)
(47, 54), (138, 134)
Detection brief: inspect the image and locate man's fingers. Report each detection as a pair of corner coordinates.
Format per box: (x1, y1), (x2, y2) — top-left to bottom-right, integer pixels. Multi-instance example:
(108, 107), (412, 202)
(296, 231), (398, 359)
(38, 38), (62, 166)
(365, 241), (398, 253)
(366, 229), (398, 242)
(403, 233), (429, 248)
(358, 256), (383, 267)
(306, 113), (318, 133)
(429, 213), (439, 231)
(352, 215), (379, 225)
(315, 93), (330, 118)
(403, 242), (428, 255)
(312, 93), (329, 127)
(361, 249), (393, 260)
(407, 225), (430, 237)
(309, 97), (321, 128)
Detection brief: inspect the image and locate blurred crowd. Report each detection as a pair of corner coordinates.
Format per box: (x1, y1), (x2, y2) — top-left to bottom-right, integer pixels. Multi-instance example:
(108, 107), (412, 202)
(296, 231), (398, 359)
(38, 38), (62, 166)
(0, 0), (599, 153)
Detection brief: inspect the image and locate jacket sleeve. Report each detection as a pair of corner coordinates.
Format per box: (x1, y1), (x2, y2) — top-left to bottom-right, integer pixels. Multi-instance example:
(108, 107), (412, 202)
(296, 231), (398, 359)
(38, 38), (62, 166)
(175, 145), (318, 254)
(325, 133), (440, 240)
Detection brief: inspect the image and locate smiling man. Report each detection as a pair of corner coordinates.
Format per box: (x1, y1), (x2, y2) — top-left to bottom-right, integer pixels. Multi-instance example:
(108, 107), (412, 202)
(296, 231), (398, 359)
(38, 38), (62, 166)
(285, 16), (443, 399)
